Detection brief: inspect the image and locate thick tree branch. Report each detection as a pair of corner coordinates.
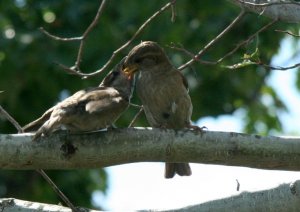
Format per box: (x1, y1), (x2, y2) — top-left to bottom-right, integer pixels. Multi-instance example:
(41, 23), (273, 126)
(165, 180), (300, 212)
(2, 180), (300, 211)
(1, 128), (300, 171)
(230, 0), (300, 23)
(0, 198), (98, 212)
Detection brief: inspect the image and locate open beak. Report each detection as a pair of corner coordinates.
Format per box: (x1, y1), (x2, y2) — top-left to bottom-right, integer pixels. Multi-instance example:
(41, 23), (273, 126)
(123, 64), (138, 79)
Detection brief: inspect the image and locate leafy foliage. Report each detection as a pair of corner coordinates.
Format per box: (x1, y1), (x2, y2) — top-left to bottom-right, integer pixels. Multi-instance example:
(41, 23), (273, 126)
(0, 0), (297, 209)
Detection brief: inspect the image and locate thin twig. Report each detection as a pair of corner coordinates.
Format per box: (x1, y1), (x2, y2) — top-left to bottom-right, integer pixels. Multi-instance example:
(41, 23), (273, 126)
(168, 43), (216, 65)
(42, 1), (175, 78)
(238, 0), (300, 7)
(130, 103), (143, 109)
(0, 105), (23, 133)
(40, 0), (108, 75)
(236, 179), (240, 191)
(178, 9), (246, 70)
(0, 105), (77, 211)
(171, 0), (177, 22)
(128, 106), (144, 128)
(215, 19), (277, 64)
(76, 0), (176, 78)
(260, 61), (300, 71)
(39, 27), (83, 41)
(172, 19), (277, 67)
(36, 169), (78, 212)
(75, 0), (107, 69)
(275, 29), (300, 37)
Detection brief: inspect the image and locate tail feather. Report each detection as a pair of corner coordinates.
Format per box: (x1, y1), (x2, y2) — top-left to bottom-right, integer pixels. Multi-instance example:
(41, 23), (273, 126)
(165, 163), (192, 179)
(22, 107), (53, 132)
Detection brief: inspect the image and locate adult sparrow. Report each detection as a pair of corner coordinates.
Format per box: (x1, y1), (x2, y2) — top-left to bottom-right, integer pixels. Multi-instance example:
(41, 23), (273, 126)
(124, 41), (197, 178)
(23, 58), (134, 140)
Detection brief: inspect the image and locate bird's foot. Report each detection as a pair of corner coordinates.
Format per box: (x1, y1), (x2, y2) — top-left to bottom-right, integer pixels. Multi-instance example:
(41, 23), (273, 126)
(187, 124), (207, 134)
(158, 124), (169, 132)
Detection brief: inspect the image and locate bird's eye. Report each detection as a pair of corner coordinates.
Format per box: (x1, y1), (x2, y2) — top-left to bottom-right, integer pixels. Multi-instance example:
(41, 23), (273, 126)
(135, 57), (143, 63)
(110, 71), (120, 82)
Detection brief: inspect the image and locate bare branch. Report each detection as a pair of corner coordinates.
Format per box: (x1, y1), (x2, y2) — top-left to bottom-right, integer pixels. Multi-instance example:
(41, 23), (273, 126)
(42, 1), (175, 78)
(2, 181), (300, 212)
(172, 19), (277, 69)
(238, 0), (300, 7)
(171, 0), (177, 22)
(178, 9), (246, 70)
(78, 0), (176, 78)
(168, 43), (216, 65)
(170, 180), (300, 212)
(275, 29), (300, 37)
(2, 129), (300, 171)
(218, 19), (277, 64)
(0, 105), (23, 133)
(128, 106), (144, 127)
(75, 0), (108, 69)
(230, 0), (300, 23)
(0, 198), (98, 212)
(36, 169), (78, 211)
(257, 61), (300, 71)
(0, 106), (76, 211)
(39, 27), (82, 41)
(40, 0), (108, 76)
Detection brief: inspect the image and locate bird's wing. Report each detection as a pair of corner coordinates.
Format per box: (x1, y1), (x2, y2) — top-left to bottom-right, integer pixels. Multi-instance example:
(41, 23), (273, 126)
(23, 87), (125, 132)
(22, 87), (112, 132)
(60, 87), (125, 115)
(85, 88), (125, 113)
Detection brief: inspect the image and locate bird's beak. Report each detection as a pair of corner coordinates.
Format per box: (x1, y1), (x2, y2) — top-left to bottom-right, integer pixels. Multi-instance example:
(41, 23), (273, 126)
(123, 64), (138, 79)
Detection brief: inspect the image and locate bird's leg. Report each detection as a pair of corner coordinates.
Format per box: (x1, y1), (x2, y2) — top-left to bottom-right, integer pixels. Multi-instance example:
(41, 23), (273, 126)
(187, 123), (207, 134)
(158, 123), (170, 132)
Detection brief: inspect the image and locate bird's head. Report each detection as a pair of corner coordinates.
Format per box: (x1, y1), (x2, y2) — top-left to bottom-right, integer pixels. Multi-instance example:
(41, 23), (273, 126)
(123, 41), (171, 76)
(100, 57), (135, 97)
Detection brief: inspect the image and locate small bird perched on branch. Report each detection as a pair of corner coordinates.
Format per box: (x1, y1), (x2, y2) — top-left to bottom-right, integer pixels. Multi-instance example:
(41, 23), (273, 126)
(124, 41), (201, 178)
(23, 57), (134, 140)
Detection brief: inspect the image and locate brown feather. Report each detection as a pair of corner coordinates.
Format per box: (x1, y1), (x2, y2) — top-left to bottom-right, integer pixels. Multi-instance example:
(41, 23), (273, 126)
(23, 57), (134, 140)
(125, 41), (193, 178)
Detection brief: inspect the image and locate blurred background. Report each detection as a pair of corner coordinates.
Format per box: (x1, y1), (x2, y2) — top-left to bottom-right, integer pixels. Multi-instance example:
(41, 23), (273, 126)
(1, 0), (300, 210)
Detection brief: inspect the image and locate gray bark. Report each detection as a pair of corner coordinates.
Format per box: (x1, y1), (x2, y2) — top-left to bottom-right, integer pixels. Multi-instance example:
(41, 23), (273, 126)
(2, 180), (300, 212)
(165, 180), (300, 212)
(1, 128), (300, 171)
(0, 198), (98, 212)
(230, 0), (300, 23)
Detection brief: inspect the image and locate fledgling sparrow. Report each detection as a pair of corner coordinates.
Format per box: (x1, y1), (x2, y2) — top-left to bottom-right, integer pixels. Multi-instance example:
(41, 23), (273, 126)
(124, 41), (199, 178)
(23, 57), (134, 140)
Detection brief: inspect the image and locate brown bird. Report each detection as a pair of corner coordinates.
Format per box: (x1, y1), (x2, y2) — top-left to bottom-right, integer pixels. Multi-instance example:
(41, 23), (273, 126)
(23, 58), (134, 140)
(124, 41), (199, 178)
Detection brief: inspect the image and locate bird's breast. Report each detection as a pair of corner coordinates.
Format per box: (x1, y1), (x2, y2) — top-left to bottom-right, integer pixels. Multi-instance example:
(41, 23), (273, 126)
(136, 71), (192, 128)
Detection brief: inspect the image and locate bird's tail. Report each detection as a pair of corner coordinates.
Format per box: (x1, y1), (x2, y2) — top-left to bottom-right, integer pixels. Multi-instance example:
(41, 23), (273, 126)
(164, 163), (192, 179)
(22, 107), (53, 132)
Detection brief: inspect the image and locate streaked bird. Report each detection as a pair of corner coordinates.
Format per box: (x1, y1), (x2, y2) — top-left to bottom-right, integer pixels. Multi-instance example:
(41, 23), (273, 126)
(23, 58), (134, 140)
